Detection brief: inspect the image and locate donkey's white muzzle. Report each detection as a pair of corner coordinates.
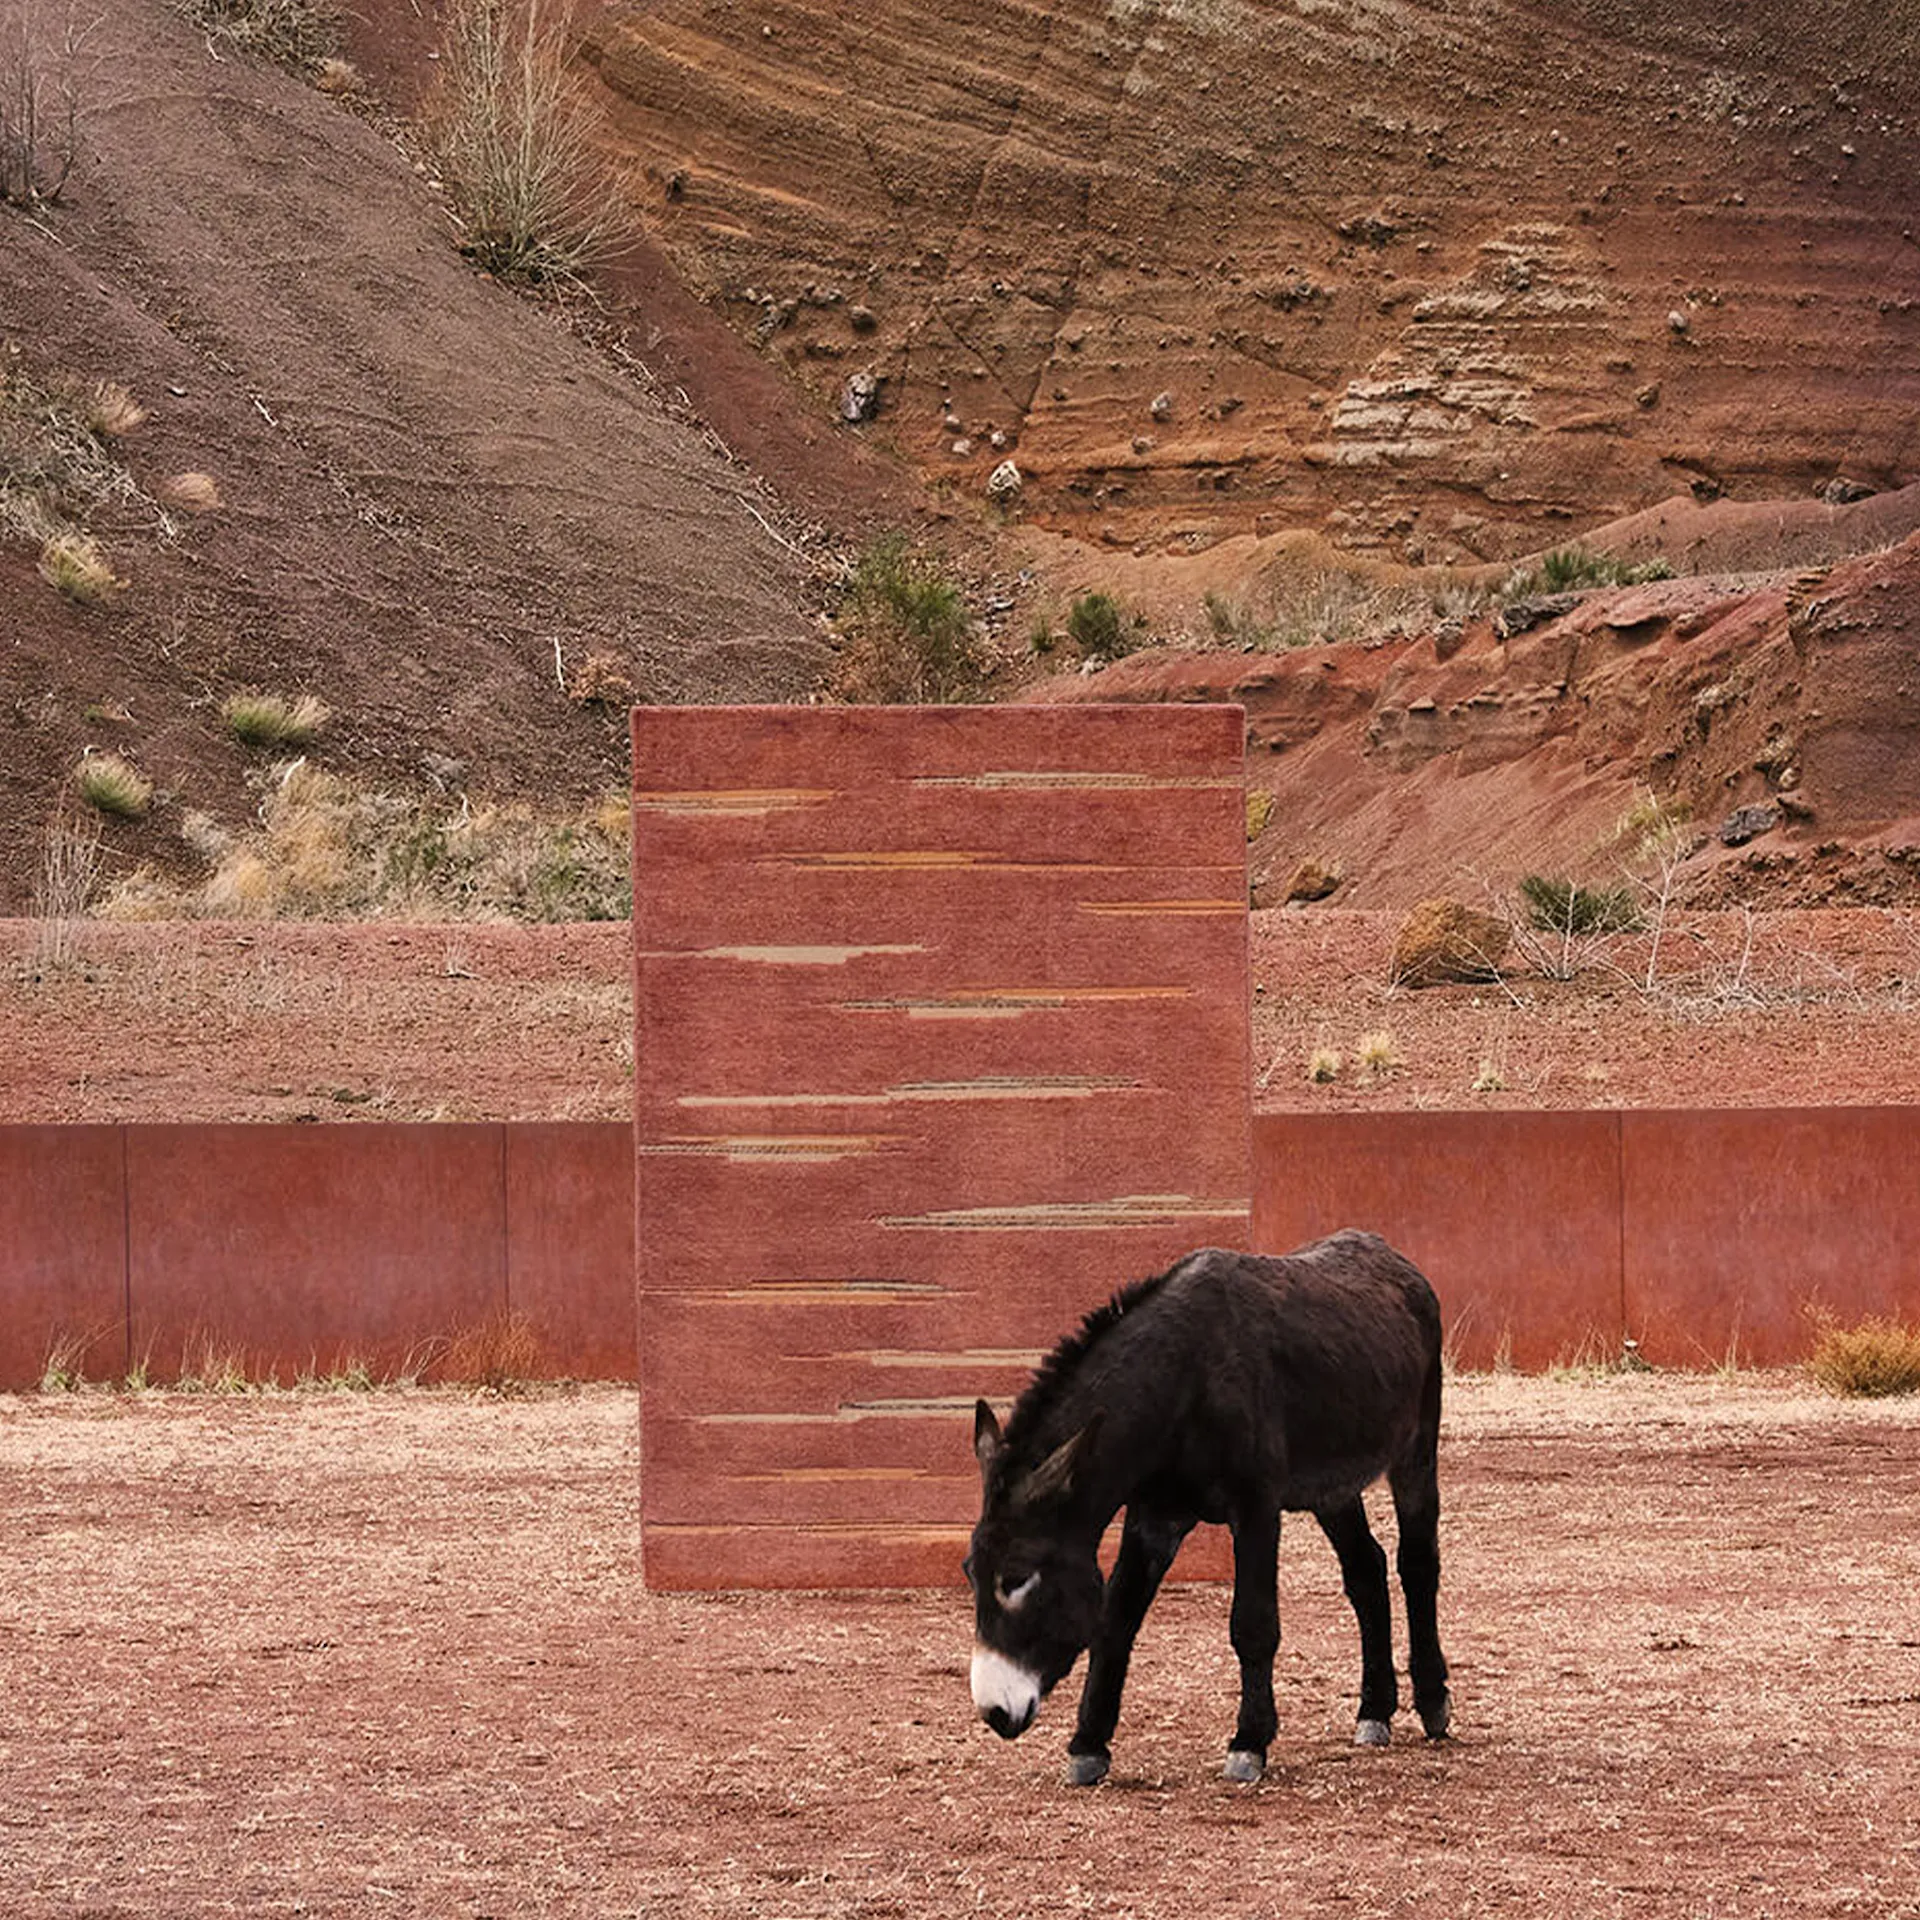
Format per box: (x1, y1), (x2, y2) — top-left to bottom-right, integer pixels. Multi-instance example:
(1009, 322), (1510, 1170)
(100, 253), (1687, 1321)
(971, 1643), (1042, 1738)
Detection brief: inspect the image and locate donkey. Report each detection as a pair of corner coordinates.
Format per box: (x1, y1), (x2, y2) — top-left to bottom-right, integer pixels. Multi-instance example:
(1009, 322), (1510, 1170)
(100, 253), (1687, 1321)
(965, 1231), (1451, 1786)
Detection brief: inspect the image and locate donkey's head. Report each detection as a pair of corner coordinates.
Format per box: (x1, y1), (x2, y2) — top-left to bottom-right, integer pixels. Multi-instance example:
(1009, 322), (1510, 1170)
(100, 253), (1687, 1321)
(965, 1399), (1105, 1739)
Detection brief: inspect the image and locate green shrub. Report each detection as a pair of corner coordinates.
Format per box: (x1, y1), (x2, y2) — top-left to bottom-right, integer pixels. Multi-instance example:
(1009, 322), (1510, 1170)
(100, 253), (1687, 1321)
(1518, 873), (1642, 935)
(1505, 546), (1675, 599)
(1066, 589), (1141, 661)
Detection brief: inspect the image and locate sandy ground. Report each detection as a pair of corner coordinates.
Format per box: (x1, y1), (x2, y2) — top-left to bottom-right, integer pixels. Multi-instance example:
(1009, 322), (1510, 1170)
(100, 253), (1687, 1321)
(3, 907), (1917, 1124)
(1, 1375), (1917, 1917)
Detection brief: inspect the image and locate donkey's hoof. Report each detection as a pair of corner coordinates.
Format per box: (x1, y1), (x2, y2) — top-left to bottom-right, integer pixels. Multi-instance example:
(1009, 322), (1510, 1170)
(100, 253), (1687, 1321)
(1222, 1748), (1265, 1784)
(1065, 1751), (1110, 1788)
(1354, 1718), (1392, 1749)
(1419, 1691), (1453, 1741)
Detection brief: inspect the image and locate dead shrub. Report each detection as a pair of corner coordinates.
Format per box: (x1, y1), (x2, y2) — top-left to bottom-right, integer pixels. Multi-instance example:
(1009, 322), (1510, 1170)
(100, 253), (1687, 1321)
(30, 802), (100, 969)
(426, 0), (632, 287)
(0, 0), (96, 206)
(1805, 1313), (1920, 1398)
(171, 0), (338, 72)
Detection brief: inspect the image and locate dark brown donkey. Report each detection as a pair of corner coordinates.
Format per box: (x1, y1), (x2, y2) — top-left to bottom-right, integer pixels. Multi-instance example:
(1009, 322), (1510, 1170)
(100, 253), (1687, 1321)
(966, 1232), (1451, 1785)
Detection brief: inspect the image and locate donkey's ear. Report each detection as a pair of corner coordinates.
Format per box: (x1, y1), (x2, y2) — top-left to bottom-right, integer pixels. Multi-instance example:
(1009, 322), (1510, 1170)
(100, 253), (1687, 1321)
(1017, 1413), (1104, 1509)
(973, 1399), (1004, 1479)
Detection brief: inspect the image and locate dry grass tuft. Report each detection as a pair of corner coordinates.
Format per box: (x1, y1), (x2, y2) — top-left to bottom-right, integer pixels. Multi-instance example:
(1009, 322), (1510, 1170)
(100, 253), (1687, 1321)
(79, 378), (145, 437)
(37, 527), (120, 602)
(160, 470), (222, 512)
(311, 54), (359, 94)
(74, 750), (152, 818)
(438, 1312), (546, 1393)
(221, 690), (331, 749)
(1806, 1314), (1920, 1398)
(1307, 1045), (1342, 1084)
(564, 650), (633, 708)
(1357, 1028), (1402, 1076)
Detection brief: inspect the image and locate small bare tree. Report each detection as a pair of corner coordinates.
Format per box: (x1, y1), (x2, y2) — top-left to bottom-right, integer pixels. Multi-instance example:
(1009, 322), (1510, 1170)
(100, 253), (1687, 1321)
(31, 802), (101, 971)
(0, 0), (96, 206)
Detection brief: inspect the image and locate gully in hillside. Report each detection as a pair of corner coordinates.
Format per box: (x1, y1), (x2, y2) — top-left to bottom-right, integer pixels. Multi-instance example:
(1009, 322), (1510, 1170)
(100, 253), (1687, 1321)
(965, 1232), (1452, 1786)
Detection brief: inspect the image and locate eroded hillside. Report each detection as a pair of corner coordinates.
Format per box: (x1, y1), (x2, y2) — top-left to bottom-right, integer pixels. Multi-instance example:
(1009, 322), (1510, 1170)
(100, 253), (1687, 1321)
(0, 0), (865, 912)
(586, 0), (1920, 560)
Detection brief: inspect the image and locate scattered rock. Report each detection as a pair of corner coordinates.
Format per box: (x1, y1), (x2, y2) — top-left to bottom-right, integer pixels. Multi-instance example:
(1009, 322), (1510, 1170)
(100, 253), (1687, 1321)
(1149, 391), (1174, 421)
(1820, 476), (1874, 505)
(1284, 858), (1342, 904)
(848, 304), (878, 333)
(1719, 802), (1780, 848)
(839, 369), (882, 422)
(1494, 593), (1580, 639)
(985, 459), (1023, 503)
(1391, 899), (1511, 987)
(1667, 309), (1692, 336)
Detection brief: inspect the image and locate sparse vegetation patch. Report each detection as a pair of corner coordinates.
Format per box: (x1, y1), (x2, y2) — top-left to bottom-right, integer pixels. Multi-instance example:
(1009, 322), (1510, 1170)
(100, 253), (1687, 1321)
(101, 762), (632, 920)
(829, 532), (983, 702)
(2, 360), (171, 595)
(1502, 545), (1674, 600)
(170, 0), (338, 73)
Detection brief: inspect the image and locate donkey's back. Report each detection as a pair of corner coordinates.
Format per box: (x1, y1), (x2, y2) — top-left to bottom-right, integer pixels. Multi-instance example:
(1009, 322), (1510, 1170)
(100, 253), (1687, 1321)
(1153, 1230), (1443, 1513)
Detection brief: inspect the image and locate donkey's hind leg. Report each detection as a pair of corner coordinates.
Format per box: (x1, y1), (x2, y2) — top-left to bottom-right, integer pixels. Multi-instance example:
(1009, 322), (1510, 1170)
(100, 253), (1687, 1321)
(1389, 1456), (1451, 1739)
(1316, 1499), (1398, 1746)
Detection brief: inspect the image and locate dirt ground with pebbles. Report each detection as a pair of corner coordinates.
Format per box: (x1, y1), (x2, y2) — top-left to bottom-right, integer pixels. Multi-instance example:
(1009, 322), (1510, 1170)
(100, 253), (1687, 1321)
(3, 905), (1917, 1125)
(2, 1376), (1917, 1918)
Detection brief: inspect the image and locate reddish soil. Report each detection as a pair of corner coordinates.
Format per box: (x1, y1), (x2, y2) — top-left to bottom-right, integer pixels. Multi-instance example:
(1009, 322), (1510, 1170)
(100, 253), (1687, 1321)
(3, 1376), (1917, 1917)
(4, 905), (1916, 1124)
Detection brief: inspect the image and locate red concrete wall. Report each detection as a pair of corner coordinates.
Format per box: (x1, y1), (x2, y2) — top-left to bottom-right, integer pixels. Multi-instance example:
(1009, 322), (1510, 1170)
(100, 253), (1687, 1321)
(0, 1126), (127, 1387)
(631, 705), (1254, 1591)
(1622, 1109), (1920, 1366)
(0, 1124), (637, 1390)
(1254, 1112), (1626, 1370)
(505, 1123), (637, 1383)
(128, 1125), (509, 1382)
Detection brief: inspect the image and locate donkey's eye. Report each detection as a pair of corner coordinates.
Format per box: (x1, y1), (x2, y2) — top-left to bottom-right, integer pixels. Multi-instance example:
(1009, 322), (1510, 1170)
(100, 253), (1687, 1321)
(995, 1571), (1041, 1612)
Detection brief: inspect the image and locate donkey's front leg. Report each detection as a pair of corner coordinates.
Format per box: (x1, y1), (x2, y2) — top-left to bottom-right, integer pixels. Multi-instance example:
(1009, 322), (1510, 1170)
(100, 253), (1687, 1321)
(1068, 1506), (1191, 1787)
(1224, 1506), (1282, 1782)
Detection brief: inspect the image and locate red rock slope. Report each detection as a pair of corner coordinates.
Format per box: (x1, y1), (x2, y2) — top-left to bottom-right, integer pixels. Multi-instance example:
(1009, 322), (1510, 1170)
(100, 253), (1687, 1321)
(1029, 527), (1920, 909)
(583, 0), (1920, 561)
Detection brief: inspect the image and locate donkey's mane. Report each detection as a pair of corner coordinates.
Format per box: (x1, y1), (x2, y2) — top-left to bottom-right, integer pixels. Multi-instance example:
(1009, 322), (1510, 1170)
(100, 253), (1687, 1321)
(1000, 1264), (1176, 1461)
